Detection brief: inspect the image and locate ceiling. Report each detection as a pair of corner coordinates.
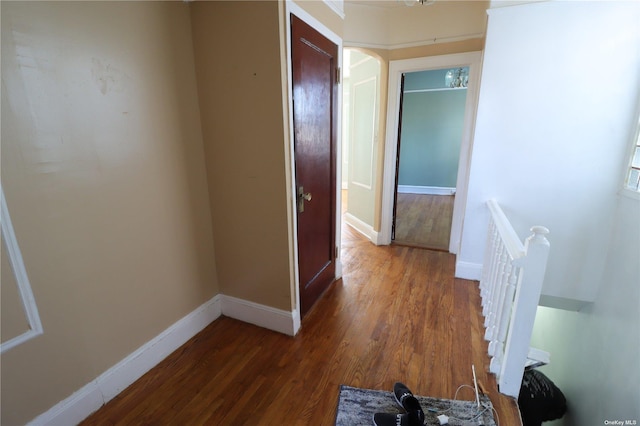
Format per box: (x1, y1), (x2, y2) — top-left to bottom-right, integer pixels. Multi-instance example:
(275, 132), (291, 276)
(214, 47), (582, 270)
(345, 0), (435, 8)
(343, 0), (489, 48)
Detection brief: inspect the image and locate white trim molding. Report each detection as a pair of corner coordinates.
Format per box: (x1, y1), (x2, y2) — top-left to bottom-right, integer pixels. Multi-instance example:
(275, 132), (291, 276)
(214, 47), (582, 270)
(350, 75), (378, 190)
(323, 0), (345, 19)
(28, 296), (223, 426)
(405, 87), (468, 94)
(27, 292), (302, 425)
(1, 185), (44, 354)
(345, 32), (484, 52)
(454, 260), (482, 281)
(221, 295), (300, 337)
(397, 185), (456, 196)
(344, 212), (381, 245)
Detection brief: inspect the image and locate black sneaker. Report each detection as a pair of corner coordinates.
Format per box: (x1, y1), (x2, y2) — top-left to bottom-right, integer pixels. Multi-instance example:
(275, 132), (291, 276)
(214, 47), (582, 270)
(372, 411), (424, 426)
(393, 382), (425, 423)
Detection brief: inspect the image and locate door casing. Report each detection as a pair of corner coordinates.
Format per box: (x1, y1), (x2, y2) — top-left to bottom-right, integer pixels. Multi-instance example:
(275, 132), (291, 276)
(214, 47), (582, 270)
(381, 52), (482, 254)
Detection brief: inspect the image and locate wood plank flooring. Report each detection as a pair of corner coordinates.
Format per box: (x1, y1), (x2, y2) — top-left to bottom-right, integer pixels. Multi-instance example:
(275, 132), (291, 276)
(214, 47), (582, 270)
(394, 194), (454, 251)
(81, 221), (521, 426)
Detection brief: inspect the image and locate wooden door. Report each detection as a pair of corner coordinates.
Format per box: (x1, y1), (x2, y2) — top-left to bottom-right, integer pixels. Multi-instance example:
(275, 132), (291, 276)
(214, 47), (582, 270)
(291, 14), (338, 317)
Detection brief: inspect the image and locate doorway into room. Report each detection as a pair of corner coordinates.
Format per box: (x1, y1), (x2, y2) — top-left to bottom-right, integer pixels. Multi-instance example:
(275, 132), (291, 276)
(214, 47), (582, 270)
(380, 52), (482, 254)
(392, 67), (468, 251)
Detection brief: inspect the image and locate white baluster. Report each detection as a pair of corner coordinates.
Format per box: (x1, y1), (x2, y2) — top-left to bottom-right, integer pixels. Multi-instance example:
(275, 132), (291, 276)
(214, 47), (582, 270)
(489, 261), (518, 358)
(485, 244), (507, 332)
(480, 220), (497, 305)
(490, 345), (503, 375)
(484, 246), (500, 340)
(499, 226), (550, 397)
(488, 221), (500, 302)
(483, 237), (501, 319)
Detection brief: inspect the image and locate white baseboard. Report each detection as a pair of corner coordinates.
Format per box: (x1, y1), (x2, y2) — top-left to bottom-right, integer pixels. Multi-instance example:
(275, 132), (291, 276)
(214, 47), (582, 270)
(28, 380), (104, 426)
(344, 212), (379, 244)
(455, 260), (482, 281)
(27, 293), (303, 425)
(220, 295), (299, 337)
(372, 232), (386, 246)
(27, 292), (301, 426)
(28, 295), (223, 426)
(397, 185), (456, 195)
(335, 257), (343, 280)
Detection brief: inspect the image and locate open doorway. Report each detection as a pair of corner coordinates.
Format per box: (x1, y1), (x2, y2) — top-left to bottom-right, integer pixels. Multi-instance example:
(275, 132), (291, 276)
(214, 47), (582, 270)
(393, 68), (468, 251)
(380, 52), (482, 254)
(341, 48), (382, 242)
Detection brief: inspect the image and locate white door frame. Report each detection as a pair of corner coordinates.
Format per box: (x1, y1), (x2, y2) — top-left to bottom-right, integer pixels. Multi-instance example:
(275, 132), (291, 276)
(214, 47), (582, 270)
(380, 52), (482, 254)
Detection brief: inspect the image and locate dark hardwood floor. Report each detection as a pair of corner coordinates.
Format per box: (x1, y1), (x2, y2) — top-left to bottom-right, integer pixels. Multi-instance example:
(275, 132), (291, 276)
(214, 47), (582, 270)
(394, 193), (454, 251)
(81, 211), (521, 425)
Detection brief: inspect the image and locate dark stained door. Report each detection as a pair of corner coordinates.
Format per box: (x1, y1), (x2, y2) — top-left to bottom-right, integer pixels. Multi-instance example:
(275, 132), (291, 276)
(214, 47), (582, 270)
(392, 73), (406, 240)
(291, 14), (338, 317)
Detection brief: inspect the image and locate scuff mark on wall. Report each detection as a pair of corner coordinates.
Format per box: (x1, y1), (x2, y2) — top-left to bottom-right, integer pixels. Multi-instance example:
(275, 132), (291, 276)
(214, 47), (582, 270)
(91, 58), (128, 95)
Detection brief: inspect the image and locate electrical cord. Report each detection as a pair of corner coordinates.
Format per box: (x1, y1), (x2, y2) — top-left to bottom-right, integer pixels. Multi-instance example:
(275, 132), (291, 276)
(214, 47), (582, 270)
(435, 384), (500, 426)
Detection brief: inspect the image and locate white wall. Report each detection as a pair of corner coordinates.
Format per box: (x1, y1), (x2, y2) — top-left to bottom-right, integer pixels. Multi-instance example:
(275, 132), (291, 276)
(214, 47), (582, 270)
(530, 193), (640, 424)
(457, 1), (640, 302)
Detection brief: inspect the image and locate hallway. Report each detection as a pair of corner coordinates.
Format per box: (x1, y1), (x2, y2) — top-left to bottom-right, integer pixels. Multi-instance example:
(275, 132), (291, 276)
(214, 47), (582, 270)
(81, 222), (521, 425)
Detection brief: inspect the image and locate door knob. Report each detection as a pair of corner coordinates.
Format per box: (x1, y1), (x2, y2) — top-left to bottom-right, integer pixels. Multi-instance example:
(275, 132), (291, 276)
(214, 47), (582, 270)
(298, 186), (312, 213)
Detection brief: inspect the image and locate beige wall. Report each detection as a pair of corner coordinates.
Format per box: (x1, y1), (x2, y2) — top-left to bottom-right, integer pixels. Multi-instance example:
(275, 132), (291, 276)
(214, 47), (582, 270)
(293, 0), (344, 38)
(0, 2), (218, 424)
(1, 234), (29, 342)
(190, 1), (292, 311)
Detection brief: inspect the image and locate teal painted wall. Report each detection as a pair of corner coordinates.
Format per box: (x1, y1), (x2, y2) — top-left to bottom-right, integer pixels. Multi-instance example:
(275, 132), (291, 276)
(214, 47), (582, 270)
(398, 69), (467, 188)
(404, 68), (451, 91)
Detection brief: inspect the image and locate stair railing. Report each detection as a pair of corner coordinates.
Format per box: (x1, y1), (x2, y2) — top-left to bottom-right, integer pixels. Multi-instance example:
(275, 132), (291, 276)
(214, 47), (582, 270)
(480, 198), (551, 398)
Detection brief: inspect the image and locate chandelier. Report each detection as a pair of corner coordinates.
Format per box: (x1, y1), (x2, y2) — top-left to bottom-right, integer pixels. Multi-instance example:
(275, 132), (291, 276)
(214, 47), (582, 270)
(445, 68), (469, 88)
(401, 0), (436, 5)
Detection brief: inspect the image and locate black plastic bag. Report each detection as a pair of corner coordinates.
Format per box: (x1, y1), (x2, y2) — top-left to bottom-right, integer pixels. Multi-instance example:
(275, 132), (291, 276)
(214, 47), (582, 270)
(518, 369), (567, 426)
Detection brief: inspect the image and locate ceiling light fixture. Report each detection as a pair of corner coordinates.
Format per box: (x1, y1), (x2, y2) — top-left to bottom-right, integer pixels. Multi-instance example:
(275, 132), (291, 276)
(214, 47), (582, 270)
(445, 68), (469, 88)
(402, 0), (435, 5)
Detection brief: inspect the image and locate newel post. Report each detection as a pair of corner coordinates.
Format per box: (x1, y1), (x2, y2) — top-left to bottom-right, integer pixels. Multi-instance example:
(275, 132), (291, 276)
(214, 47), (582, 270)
(499, 226), (550, 397)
